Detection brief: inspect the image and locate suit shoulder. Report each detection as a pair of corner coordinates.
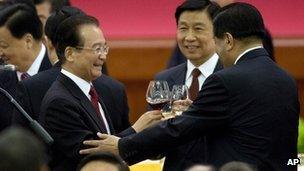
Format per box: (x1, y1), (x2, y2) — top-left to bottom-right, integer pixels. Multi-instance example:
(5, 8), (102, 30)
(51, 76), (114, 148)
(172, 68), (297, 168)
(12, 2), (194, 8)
(155, 63), (186, 79)
(0, 70), (15, 81)
(21, 68), (60, 87)
(43, 80), (72, 102)
(97, 74), (125, 89)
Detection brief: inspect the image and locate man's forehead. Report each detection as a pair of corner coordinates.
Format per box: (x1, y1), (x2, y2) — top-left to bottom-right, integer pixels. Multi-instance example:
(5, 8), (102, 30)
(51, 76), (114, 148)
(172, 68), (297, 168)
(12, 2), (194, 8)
(178, 10), (211, 24)
(79, 25), (105, 45)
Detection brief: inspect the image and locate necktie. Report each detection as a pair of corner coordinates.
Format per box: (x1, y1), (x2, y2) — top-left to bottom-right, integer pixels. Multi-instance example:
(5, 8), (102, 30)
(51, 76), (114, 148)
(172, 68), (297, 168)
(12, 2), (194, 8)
(89, 86), (107, 131)
(21, 73), (30, 80)
(189, 68), (201, 101)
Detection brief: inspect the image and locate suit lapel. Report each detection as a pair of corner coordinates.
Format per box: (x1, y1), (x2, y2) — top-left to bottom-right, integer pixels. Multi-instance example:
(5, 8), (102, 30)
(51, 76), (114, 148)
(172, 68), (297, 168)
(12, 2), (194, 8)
(93, 80), (115, 134)
(58, 74), (107, 133)
(169, 63), (187, 87)
(213, 59), (223, 72)
(38, 51), (52, 72)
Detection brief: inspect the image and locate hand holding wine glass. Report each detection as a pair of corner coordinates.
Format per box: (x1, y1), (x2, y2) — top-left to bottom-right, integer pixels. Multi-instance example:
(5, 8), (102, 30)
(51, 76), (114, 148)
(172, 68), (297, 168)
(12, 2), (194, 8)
(171, 85), (190, 116)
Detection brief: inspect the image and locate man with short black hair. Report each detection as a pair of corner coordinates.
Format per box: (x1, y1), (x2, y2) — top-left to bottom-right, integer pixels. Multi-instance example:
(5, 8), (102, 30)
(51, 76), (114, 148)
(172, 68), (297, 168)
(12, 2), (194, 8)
(154, 0), (222, 170)
(12, 6), (86, 129)
(12, 6), (137, 137)
(39, 15), (114, 171)
(39, 14), (161, 171)
(0, 3), (51, 131)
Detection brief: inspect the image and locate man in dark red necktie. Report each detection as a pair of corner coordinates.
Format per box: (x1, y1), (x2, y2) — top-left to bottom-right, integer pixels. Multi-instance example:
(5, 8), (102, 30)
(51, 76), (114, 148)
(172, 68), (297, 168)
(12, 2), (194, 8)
(39, 14), (161, 171)
(0, 3), (51, 132)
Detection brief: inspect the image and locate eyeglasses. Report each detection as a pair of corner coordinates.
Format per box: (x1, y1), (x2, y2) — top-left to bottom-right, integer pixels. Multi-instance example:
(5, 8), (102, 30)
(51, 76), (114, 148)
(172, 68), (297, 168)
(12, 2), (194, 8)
(75, 45), (109, 55)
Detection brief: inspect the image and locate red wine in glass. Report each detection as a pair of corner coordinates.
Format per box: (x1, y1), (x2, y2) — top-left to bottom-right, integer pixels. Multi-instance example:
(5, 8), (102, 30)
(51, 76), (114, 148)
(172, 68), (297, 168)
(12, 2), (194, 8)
(146, 80), (170, 111)
(147, 99), (170, 110)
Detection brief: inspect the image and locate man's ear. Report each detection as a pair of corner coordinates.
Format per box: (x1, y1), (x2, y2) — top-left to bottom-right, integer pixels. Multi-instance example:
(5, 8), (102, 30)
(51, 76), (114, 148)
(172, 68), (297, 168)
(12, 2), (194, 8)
(23, 33), (34, 49)
(224, 32), (234, 51)
(65, 47), (75, 62)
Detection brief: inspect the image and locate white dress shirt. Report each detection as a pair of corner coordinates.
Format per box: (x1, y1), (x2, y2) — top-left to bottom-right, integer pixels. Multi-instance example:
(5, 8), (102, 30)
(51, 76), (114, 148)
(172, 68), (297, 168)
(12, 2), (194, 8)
(185, 53), (219, 91)
(61, 69), (111, 134)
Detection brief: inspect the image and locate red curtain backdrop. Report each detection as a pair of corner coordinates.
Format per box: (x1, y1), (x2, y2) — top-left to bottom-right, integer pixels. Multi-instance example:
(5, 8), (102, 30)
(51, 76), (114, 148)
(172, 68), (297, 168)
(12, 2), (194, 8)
(70, 0), (304, 39)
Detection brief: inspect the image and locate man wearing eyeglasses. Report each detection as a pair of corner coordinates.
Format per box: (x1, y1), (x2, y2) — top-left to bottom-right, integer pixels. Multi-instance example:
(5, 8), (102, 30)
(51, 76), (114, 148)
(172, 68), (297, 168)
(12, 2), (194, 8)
(12, 6), (138, 138)
(39, 14), (161, 171)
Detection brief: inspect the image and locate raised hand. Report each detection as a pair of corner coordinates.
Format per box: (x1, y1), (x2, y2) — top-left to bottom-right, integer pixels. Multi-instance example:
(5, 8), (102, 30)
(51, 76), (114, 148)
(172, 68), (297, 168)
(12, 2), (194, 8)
(132, 110), (162, 132)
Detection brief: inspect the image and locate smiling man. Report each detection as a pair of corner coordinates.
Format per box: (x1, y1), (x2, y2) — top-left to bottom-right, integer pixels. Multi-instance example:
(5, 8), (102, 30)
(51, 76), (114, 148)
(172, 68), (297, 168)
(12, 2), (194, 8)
(153, 0), (221, 170)
(39, 14), (161, 171)
(39, 15), (112, 171)
(0, 3), (51, 131)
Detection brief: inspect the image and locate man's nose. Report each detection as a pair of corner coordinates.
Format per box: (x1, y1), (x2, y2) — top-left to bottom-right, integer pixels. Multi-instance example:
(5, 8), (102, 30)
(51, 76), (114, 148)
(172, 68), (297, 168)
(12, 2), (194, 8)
(185, 30), (196, 42)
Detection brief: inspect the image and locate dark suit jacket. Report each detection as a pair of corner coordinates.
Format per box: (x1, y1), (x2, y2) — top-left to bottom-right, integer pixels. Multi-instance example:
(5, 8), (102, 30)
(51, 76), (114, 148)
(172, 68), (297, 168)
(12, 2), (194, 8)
(39, 73), (133, 171)
(39, 73), (108, 171)
(0, 70), (18, 131)
(0, 52), (51, 132)
(13, 63), (132, 137)
(119, 49), (299, 171)
(155, 60), (222, 171)
(38, 51), (53, 72)
(167, 45), (186, 68)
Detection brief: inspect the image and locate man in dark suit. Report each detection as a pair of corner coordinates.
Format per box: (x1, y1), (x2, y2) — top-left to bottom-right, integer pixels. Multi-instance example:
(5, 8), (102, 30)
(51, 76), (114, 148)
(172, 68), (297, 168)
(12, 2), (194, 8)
(39, 15), (161, 171)
(13, 6), (159, 139)
(0, 3), (51, 132)
(39, 15), (113, 171)
(154, 1), (221, 170)
(11, 6), (90, 131)
(80, 2), (299, 171)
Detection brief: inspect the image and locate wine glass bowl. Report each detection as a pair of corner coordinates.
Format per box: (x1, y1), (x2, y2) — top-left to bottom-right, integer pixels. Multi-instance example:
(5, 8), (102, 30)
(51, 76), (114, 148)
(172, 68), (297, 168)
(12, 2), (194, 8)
(171, 85), (189, 116)
(146, 81), (170, 111)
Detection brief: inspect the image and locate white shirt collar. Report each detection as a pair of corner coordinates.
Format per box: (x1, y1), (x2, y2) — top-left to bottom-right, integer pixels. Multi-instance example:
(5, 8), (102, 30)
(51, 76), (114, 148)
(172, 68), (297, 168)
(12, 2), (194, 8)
(234, 46), (263, 64)
(16, 44), (46, 81)
(186, 53), (219, 80)
(61, 68), (91, 99)
(27, 43), (46, 76)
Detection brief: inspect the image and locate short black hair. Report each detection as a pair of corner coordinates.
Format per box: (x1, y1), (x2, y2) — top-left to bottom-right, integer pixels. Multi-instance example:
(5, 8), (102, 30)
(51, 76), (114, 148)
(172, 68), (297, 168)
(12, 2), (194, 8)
(0, 127), (47, 171)
(32, 0), (49, 5)
(51, 0), (71, 12)
(213, 2), (265, 40)
(175, 0), (220, 24)
(262, 28), (274, 60)
(55, 15), (99, 63)
(0, 3), (43, 40)
(77, 152), (129, 171)
(45, 6), (85, 47)
(2, 0), (36, 12)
